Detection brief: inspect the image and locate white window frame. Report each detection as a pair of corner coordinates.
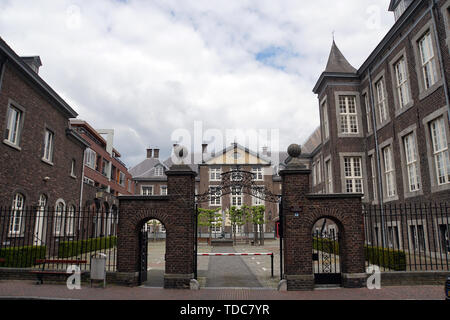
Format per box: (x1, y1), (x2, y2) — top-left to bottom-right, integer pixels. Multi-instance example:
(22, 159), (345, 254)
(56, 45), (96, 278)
(84, 148), (96, 169)
(418, 32), (438, 90)
(5, 105), (23, 147)
(66, 205), (76, 236)
(344, 157), (363, 193)
(403, 133), (420, 192)
(231, 186), (243, 207)
(70, 159), (76, 177)
(375, 79), (388, 124)
(209, 186), (221, 206)
(54, 200), (66, 236)
(325, 159), (333, 193)
(9, 193), (25, 235)
(338, 95), (358, 134)
(370, 155), (377, 201)
(154, 166), (164, 177)
(252, 186), (265, 206)
(430, 117), (450, 186)
(118, 171), (125, 186)
(210, 168), (222, 181)
(141, 186), (154, 196)
(383, 146), (396, 198)
(42, 129), (54, 163)
(251, 167), (264, 181)
(322, 101), (329, 140)
(160, 185), (168, 196)
(394, 57), (411, 109)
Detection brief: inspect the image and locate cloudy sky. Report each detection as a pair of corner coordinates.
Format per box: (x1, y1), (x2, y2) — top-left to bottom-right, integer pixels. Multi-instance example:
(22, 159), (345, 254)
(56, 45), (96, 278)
(0, 0), (394, 167)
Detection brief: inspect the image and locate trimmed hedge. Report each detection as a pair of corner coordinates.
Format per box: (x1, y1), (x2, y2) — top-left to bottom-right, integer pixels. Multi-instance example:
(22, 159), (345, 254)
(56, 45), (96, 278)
(365, 245), (407, 271)
(313, 237), (407, 271)
(0, 245), (47, 268)
(58, 236), (117, 258)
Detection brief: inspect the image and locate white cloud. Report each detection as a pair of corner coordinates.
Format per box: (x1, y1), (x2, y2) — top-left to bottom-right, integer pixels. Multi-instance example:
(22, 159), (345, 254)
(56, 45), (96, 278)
(0, 0), (393, 167)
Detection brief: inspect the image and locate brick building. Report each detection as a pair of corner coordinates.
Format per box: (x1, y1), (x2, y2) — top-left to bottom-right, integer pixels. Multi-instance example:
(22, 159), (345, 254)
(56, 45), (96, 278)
(0, 37), (89, 213)
(130, 143), (315, 238)
(0, 37), (90, 247)
(70, 119), (134, 213)
(311, 0), (450, 205)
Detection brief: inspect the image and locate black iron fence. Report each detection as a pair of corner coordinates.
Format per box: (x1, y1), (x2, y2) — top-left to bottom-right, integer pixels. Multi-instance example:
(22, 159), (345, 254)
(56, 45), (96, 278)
(363, 203), (449, 271)
(0, 206), (118, 272)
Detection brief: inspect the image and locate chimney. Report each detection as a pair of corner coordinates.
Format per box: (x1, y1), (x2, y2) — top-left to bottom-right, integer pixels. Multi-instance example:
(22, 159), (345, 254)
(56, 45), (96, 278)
(262, 146), (268, 155)
(153, 149), (160, 159)
(147, 149), (153, 159)
(21, 56), (42, 74)
(202, 144), (208, 163)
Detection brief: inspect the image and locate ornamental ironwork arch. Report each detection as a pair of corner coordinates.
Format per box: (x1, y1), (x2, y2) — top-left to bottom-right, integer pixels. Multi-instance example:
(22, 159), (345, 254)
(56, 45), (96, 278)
(195, 167), (281, 204)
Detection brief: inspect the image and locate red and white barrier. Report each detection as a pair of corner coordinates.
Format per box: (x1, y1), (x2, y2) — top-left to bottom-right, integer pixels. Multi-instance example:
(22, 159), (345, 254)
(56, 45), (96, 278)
(197, 252), (273, 256)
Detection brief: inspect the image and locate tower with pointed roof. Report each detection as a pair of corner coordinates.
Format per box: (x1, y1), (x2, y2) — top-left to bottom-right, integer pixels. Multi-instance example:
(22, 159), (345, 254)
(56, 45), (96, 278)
(311, 41), (367, 195)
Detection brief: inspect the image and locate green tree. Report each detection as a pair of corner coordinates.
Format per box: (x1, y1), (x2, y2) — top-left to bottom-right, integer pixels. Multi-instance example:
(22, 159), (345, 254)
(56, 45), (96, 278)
(198, 208), (222, 245)
(249, 205), (266, 246)
(227, 206), (246, 244)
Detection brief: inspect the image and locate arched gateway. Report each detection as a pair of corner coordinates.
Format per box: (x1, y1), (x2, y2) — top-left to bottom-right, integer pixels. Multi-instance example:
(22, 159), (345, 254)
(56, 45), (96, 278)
(116, 145), (367, 290)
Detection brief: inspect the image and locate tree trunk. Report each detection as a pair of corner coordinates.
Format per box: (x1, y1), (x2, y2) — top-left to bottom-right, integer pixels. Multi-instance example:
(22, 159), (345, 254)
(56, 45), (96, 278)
(260, 225), (264, 246)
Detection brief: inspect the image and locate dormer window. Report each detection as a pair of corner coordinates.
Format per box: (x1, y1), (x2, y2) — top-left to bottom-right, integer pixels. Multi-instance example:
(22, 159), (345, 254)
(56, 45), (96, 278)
(392, 0), (412, 21)
(155, 166), (164, 176)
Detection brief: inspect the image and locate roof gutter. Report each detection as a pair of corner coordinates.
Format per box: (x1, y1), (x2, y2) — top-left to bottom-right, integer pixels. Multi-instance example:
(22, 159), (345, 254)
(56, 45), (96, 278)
(0, 57), (6, 93)
(368, 68), (387, 248)
(0, 38), (78, 118)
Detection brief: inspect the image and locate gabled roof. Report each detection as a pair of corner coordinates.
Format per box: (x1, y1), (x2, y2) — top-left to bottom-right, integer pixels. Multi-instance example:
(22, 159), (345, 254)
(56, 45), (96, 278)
(324, 41), (357, 74)
(129, 158), (165, 178)
(203, 142), (272, 164)
(0, 37), (78, 118)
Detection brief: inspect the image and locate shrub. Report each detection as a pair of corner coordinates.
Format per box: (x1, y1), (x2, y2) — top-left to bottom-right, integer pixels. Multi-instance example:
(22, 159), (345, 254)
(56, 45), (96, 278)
(58, 236), (117, 258)
(365, 245), (407, 271)
(313, 237), (407, 271)
(0, 245), (47, 268)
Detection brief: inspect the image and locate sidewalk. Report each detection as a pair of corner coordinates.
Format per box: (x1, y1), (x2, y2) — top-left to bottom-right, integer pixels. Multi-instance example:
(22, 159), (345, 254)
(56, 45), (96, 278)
(0, 281), (445, 300)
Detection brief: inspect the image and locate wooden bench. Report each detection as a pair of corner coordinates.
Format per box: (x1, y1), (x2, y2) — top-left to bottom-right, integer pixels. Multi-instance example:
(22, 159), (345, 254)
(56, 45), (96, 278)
(31, 259), (87, 284)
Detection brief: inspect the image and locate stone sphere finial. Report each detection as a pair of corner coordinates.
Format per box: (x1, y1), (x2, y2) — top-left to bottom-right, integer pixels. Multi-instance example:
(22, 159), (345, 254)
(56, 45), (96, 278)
(174, 145), (189, 161)
(287, 144), (302, 158)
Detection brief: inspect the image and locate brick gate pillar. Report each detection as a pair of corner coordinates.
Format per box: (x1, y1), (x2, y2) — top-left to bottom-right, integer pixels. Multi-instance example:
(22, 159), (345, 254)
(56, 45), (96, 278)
(165, 164), (197, 289)
(116, 162), (196, 289)
(279, 144), (315, 290)
(280, 144), (366, 290)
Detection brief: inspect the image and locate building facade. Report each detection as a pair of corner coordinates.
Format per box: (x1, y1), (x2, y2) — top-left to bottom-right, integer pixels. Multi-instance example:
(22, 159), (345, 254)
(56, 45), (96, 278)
(70, 119), (134, 212)
(312, 0), (450, 205)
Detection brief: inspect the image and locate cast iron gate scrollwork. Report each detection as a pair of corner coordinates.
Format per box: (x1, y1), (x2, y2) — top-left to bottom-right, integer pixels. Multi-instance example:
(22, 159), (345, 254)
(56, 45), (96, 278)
(193, 168), (282, 280)
(195, 168), (282, 204)
(312, 230), (341, 285)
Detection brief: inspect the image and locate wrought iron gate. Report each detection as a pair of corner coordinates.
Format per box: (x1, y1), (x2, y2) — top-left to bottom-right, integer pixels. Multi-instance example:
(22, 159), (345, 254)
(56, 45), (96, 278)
(312, 231), (341, 285)
(139, 228), (149, 285)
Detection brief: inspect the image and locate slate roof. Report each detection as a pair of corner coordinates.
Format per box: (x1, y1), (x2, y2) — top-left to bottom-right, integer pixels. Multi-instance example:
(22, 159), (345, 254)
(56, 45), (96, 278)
(324, 41), (357, 74)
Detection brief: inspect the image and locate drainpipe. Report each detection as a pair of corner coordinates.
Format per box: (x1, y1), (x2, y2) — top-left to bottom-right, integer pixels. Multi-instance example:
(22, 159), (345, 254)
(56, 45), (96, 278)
(79, 149), (86, 209)
(430, 0), (450, 123)
(368, 68), (387, 248)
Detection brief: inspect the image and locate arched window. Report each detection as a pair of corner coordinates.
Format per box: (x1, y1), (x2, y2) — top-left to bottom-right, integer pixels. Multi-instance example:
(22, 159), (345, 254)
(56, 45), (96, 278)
(54, 200), (66, 236)
(34, 194), (48, 245)
(66, 205), (76, 236)
(9, 193), (25, 235)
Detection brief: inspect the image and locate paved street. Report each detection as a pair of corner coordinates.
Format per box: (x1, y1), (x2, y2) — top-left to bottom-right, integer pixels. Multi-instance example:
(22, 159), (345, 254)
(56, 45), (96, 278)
(0, 281), (445, 300)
